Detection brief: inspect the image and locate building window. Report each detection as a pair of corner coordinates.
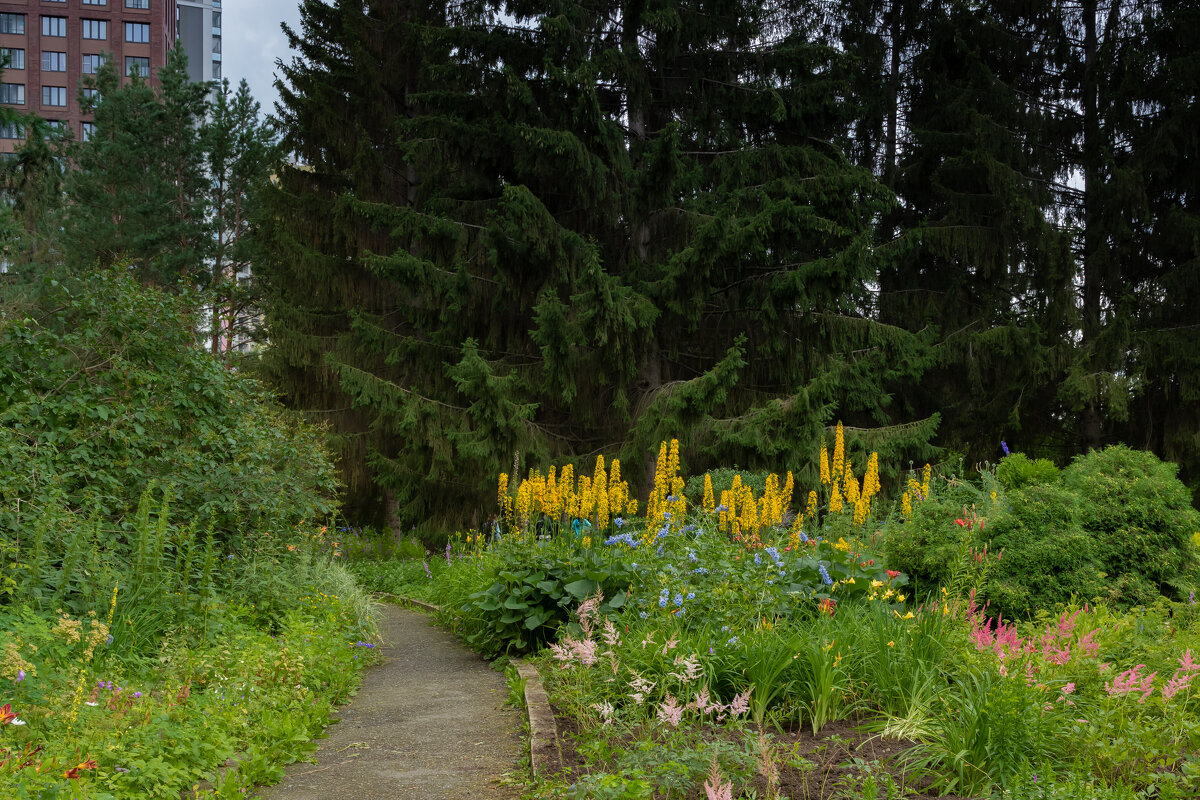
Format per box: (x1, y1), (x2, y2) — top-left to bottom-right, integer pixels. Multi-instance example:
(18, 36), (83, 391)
(43, 0), (66, 3)
(125, 22), (150, 43)
(81, 86), (101, 107)
(81, 121), (96, 142)
(211, 60), (221, 80)
(0, 14), (25, 35)
(126, 0), (150, 7)
(0, 121), (23, 139)
(0, 84), (25, 105)
(42, 86), (67, 107)
(82, 54), (106, 75)
(125, 56), (150, 77)
(42, 16), (67, 37)
(43, 119), (66, 139)
(0, 49), (25, 71)
(82, 0), (108, 5)
(82, 19), (108, 39)
(41, 52), (67, 72)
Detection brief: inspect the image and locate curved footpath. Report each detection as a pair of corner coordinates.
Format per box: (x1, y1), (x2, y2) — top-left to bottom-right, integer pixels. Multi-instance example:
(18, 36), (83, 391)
(258, 603), (524, 800)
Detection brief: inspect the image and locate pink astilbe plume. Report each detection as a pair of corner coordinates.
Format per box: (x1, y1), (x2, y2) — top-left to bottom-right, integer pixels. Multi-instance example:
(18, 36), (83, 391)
(661, 635), (679, 656)
(1105, 664), (1157, 702)
(727, 688), (752, 717)
(628, 671), (655, 706)
(601, 619), (621, 647)
(657, 694), (685, 727)
(571, 637), (598, 666)
(670, 653), (703, 684)
(549, 640), (574, 667)
(1162, 650), (1200, 701)
(576, 592), (604, 637)
(704, 755), (733, 800)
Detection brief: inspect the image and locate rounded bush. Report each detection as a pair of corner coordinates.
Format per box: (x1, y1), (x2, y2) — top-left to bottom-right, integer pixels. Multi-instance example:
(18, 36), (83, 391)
(1060, 444), (1200, 604)
(995, 453), (1060, 491)
(982, 484), (1101, 620)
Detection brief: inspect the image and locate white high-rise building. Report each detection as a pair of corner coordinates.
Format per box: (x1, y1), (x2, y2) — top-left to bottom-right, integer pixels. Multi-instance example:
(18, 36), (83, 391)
(176, 0), (220, 84)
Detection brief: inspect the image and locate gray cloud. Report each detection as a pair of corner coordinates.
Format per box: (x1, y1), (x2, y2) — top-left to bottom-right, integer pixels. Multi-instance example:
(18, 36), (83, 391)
(224, 0), (304, 118)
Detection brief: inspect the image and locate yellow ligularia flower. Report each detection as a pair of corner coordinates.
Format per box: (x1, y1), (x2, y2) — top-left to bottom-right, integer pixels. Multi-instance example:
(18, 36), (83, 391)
(835, 537), (850, 552)
(703, 473), (715, 513)
(820, 440), (830, 485)
(832, 422), (845, 483)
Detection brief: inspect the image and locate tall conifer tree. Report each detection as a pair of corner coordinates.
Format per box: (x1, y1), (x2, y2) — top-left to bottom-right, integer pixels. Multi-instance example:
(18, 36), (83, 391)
(261, 0), (940, 528)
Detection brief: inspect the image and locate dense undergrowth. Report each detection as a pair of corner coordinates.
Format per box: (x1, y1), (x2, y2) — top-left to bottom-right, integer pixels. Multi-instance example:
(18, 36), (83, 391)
(350, 433), (1200, 800)
(1, 272), (377, 798)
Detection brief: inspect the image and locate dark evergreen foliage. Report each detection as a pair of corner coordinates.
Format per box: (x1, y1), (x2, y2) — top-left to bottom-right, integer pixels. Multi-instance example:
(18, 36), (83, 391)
(259, 0), (1200, 528)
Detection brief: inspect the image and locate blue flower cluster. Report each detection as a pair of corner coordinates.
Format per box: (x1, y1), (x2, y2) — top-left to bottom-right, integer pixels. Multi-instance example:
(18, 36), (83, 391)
(818, 564), (833, 586)
(605, 532), (640, 548)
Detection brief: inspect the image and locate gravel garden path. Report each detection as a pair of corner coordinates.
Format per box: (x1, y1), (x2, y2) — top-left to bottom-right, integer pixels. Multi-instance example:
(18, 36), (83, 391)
(258, 603), (524, 800)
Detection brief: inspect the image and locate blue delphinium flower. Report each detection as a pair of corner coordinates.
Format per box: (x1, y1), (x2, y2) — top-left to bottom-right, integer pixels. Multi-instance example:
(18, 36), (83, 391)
(765, 546), (781, 563)
(799, 532), (809, 544)
(686, 592), (695, 600)
(667, 495), (676, 503)
(688, 550), (698, 562)
(692, 567), (709, 575)
(639, 611), (649, 619)
(1001, 441), (1010, 456)
(818, 564), (833, 586)
(663, 511), (672, 521)
(674, 593), (684, 606)
(614, 517), (626, 528)
(716, 504), (728, 513)
(659, 595), (669, 608)
(754, 553), (762, 565)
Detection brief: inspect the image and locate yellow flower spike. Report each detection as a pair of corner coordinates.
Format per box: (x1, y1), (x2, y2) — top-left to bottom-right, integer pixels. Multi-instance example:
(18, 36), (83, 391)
(921, 463), (931, 498)
(703, 473), (715, 513)
(901, 491), (912, 519)
(820, 440), (830, 485)
(830, 483), (843, 514)
(832, 422), (845, 483)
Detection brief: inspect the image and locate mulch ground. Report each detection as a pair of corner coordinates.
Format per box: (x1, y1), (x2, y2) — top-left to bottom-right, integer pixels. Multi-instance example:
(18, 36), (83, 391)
(555, 708), (975, 799)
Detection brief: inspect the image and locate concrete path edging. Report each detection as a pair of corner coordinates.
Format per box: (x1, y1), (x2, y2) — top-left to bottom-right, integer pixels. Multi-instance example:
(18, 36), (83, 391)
(382, 595), (561, 778)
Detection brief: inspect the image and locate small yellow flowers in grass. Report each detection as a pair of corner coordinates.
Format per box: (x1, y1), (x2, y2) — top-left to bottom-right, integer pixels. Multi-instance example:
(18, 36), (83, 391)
(887, 641), (895, 647)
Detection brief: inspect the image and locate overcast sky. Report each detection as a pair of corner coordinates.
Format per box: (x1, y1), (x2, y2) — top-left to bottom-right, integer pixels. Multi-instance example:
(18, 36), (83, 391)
(225, 0), (305, 120)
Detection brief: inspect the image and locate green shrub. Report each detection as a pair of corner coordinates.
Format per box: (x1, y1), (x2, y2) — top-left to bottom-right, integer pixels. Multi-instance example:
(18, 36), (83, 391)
(1061, 445), (1200, 604)
(982, 484), (1102, 620)
(449, 543), (636, 657)
(996, 452), (1061, 490)
(881, 477), (987, 597)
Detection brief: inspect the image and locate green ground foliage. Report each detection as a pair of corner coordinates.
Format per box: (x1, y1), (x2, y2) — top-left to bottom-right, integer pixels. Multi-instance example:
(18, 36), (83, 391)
(1, 274), (377, 798)
(354, 436), (1200, 799)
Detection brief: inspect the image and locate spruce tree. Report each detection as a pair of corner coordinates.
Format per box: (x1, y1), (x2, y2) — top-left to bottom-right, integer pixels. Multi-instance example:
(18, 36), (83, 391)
(62, 45), (210, 285)
(260, 0), (940, 529)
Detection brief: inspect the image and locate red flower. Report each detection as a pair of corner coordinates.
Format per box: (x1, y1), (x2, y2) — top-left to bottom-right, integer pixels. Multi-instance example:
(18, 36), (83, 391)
(955, 518), (967, 527)
(0, 704), (16, 725)
(818, 598), (837, 616)
(64, 759), (98, 779)
(886, 570), (901, 579)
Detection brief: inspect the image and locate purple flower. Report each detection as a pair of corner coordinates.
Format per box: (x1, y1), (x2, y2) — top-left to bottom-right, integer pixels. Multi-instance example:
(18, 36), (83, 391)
(16, 669), (25, 683)
(1001, 441), (1010, 456)
(423, 561), (432, 579)
(133, 692), (142, 698)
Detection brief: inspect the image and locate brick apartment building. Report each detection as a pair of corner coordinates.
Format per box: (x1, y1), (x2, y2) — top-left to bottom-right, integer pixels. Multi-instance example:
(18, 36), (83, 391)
(0, 0), (220, 152)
